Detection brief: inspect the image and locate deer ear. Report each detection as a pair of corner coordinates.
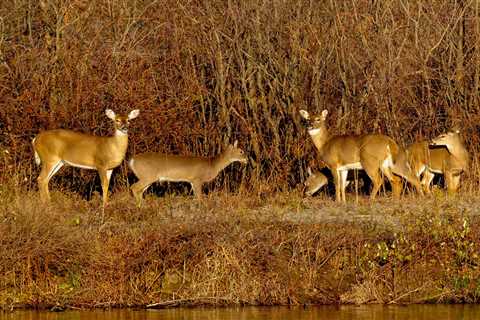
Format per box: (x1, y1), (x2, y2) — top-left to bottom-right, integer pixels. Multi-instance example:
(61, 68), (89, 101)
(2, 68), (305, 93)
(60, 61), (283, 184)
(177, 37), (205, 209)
(321, 109), (328, 120)
(233, 140), (238, 148)
(307, 167), (312, 176)
(128, 109), (140, 120)
(299, 110), (310, 120)
(105, 109), (116, 120)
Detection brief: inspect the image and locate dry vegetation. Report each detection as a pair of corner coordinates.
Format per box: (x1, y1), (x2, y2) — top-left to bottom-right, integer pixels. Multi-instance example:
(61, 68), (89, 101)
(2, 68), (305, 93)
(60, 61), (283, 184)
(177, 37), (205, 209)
(1, 0), (480, 310)
(1, 187), (480, 309)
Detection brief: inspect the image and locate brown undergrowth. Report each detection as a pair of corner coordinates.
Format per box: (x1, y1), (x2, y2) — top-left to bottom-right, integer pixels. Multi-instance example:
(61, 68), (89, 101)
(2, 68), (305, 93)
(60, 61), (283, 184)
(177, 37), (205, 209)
(2, 0), (480, 192)
(1, 182), (480, 310)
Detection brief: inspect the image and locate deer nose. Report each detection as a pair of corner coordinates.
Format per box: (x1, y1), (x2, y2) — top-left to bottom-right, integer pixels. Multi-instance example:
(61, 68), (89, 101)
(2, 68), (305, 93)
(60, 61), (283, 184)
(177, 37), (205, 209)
(118, 125), (128, 134)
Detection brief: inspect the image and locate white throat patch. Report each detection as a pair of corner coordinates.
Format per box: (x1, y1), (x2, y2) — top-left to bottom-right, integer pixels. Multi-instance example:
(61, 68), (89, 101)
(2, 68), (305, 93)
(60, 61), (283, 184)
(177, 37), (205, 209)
(115, 129), (127, 136)
(308, 128), (321, 136)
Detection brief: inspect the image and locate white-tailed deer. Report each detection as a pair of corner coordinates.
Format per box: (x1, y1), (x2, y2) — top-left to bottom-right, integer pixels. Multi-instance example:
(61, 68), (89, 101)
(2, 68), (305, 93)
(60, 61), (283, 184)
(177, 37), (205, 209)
(299, 109), (422, 202)
(128, 140), (248, 206)
(304, 167), (352, 196)
(304, 167), (329, 196)
(407, 130), (469, 194)
(32, 109), (140, 207)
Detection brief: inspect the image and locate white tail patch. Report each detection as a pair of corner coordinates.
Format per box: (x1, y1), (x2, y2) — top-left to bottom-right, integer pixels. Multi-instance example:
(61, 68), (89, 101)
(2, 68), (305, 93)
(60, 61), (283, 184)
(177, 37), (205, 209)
(32, 137), (41, 165)
(382, 146), (394, 169)
(382, 157), (393, 170)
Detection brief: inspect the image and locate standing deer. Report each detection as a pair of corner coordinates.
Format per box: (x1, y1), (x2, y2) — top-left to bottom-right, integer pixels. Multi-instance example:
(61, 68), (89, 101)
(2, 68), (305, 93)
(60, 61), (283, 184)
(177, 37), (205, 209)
(407, 130), (469, 194)
(128, 140), (248, 206)
(299, 109), (422, 202)
(32, 109), (140, 207)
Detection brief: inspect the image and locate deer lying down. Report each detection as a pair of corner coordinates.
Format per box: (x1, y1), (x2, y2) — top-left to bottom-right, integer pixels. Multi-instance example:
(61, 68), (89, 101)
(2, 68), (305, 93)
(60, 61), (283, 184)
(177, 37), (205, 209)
(129, 141), (248, 206)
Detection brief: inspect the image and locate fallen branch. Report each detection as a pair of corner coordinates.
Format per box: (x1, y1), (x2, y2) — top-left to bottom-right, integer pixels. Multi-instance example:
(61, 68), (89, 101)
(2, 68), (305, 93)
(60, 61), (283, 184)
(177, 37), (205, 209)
(146, 297), (234, 309)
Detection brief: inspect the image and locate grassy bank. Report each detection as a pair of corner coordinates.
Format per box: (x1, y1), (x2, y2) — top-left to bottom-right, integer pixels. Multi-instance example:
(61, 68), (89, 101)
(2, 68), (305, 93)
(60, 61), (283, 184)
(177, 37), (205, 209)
(1, 184), (480, 310)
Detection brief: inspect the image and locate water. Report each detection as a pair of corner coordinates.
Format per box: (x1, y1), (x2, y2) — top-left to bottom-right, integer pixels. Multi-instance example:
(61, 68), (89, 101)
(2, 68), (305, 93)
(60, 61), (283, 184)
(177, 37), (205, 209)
(1, 305), (479, 320)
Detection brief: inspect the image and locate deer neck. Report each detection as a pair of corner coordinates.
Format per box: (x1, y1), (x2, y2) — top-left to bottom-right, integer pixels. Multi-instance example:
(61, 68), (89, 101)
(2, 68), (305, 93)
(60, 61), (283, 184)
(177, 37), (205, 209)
(448, 141), (469, 166)
(212, 151), (235, 176)
(308, 128), (330, 154)
(110, 129), (129, 154)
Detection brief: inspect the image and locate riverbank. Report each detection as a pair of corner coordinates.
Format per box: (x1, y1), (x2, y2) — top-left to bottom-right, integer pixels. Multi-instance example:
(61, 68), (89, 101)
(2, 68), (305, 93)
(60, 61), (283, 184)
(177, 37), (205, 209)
(4, 305), (480, 320)
(1, 188), (480, 310)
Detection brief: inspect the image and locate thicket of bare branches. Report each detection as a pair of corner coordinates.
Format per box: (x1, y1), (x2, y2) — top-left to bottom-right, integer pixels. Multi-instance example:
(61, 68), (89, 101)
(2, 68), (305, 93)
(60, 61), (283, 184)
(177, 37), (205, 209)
(1, 0), (479, 193)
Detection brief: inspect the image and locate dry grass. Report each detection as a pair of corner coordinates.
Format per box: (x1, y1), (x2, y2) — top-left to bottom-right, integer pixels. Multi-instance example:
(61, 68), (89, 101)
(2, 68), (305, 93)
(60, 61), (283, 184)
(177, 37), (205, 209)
(1, 182), (480, 310)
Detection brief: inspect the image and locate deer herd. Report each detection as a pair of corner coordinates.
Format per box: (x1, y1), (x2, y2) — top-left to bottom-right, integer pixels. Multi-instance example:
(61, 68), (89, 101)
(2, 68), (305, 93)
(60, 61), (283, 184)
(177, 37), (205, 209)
(31, 108), (469, 208)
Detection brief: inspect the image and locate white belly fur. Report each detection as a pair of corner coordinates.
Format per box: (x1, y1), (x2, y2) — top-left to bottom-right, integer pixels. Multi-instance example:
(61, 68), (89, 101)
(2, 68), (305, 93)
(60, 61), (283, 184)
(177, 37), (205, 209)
(64, 160), (96, 170)
(158, 176), (191, 183)
(337, 162), (363, 170)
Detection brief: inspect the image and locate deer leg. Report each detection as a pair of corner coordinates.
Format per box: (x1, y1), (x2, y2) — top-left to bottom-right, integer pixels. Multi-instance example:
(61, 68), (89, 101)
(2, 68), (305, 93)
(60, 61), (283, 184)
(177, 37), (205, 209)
(445, 172), (460, 195)
(339, 169), (348, 202)
(191, 181), (203, 199)
(390, 163), (423, 196)
(38, 160), (63, 202)
(130, 179), (155, 207)
(421, 170), (435, 193)
(414, 165), (426, 181)
(379, 165), (400, 198)
(332, 169), (343, 202)
(390, 175), (403, 198)
(364, 166), (382, 200)
(450, 174), (461, 194)
(404, 172), (423, 196)
(98, 169), (112, 207)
